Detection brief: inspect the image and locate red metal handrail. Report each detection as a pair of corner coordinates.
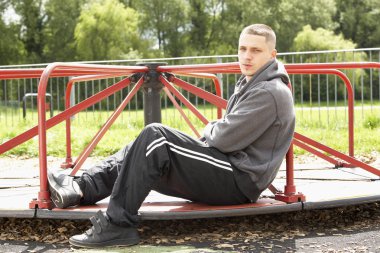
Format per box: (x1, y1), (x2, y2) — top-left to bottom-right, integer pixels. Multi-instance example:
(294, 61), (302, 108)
(0, 64), (147, 80)
(31, 63), (148, 209)
(286, 62), (380, 70)
(168, 76), (227, 110)
(287, 69), (355, 157)
(173, 73), (223, 118)
(70, 76), (145, 176)
(1, 61), (379, 208)
(0, 76), (133, 155)
(158, 62), (241, 74)
(158, 61), (380, 73)
(62, 74), (129, 168)
(163, 87), (201, 137)
(159, 75), (209, 125)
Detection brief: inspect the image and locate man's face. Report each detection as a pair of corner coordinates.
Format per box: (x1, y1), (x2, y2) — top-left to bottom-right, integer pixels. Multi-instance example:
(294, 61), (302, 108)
(238, 33), (277, 81)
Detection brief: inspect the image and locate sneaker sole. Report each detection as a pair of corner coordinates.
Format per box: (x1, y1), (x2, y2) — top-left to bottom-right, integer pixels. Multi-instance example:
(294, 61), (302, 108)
(47, 171), (67, 209)
(69, 237), (140, 248)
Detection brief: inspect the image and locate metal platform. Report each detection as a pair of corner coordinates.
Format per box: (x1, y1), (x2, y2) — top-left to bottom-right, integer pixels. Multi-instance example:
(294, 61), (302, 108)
(1, 156), (379, 220)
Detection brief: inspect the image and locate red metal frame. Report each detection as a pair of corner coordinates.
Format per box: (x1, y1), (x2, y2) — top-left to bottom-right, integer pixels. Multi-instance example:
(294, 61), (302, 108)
(275, 144), (306, 202)
(1, 61), (380, 209)
(62, 74), (129, 168)
(157, 62), (241, 74)
(173, 73), (223, 119)
(158, 61), (380, 203)
(159, 75), (210, 125)
(0, 75), (135, 155)
(0, 65), (147, 80)
(168, 75), (227, 110)
(286, 62), (380, 70)
(163, 87), (201, 138)
(287, 69), (355, 157)
(32, 63), (147, 209)
(70, 76), (145, 176)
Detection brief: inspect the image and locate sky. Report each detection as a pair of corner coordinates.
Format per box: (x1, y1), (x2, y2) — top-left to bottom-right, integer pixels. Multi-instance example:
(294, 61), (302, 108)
(2, 6), (20, 24)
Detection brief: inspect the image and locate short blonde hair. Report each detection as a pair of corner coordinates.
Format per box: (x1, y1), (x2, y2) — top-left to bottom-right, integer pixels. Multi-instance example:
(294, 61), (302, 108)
(241, 24), (276, 50)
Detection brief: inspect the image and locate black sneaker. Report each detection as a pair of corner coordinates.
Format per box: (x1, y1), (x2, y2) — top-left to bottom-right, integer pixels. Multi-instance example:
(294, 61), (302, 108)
(69, 210), (140, 248)
(47, 170), (82, 208)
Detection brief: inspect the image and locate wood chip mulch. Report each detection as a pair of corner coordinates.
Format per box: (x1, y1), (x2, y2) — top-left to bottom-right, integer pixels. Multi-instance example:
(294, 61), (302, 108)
(1, 202), (380, 251)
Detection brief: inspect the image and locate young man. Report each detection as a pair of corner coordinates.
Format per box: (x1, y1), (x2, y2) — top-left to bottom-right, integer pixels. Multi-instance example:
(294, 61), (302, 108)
(48, 23), (295, 248)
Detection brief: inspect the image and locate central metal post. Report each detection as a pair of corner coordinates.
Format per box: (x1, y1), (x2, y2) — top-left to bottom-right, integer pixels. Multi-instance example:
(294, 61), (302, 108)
(137, 62), (167, 125)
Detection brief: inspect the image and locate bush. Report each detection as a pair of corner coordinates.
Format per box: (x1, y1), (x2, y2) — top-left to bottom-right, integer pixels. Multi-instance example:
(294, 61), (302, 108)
(363, 114), (380, 129)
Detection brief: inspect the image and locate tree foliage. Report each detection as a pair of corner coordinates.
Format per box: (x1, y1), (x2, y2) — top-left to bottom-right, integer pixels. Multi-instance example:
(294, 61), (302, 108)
(0, 14), (24, 65)
(334, 0), (380, 48)
(11, 0), (45, 63)
(293, 25), (356, 51)
(43, 0), (84, 62)
(74, 0), (142, 61)
(0, 0), (379, 64)
(132, 0), (189, 57)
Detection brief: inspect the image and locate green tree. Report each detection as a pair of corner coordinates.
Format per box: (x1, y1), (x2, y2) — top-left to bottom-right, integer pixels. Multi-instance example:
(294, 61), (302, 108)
(293, 25), (356, 51)
(74, 0), (142, 61)
(293, 25), (367, 102)
(11, 0), (46, 63)
(276, 0), (337, 52)
(43, 0), (84, 62)
(187, 0), (209, 55)
(334, 0), (380, 48)
(133, 0), (189, 57)
(220, 0), (337, 53)
(0, 6), (25, 65)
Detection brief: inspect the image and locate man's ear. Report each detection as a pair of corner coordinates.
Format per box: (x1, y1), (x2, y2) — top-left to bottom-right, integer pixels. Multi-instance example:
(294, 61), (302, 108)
(271, 49), (277, 58)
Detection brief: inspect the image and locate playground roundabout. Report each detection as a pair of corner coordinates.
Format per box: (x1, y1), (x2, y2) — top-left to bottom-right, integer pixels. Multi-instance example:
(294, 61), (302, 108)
(1, 154), (380, 252)
(1, 61), (380, 252)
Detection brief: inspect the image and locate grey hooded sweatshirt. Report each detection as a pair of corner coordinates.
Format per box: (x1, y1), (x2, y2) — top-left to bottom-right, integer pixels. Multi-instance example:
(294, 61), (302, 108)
(203, 59), (295, 202)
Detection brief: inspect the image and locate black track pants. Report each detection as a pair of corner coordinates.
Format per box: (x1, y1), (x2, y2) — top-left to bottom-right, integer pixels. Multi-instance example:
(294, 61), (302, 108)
(80, 123), (250, 227)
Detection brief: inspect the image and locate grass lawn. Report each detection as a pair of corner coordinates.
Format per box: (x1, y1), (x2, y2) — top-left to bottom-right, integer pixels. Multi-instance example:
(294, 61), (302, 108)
(0, 105), (379, 158)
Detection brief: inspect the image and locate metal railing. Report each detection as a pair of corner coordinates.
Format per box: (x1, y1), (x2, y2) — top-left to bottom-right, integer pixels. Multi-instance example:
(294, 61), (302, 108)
(0, 48), (379, 128)
(2, 60), (380, 209)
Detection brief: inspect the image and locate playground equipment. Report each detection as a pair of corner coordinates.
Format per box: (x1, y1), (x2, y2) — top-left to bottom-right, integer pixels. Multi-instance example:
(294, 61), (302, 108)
(0, 61), (379, 220)
(22, 93), (53, 119)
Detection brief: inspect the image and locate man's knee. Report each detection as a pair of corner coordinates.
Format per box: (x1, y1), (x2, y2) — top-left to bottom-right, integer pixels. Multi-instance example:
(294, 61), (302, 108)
(142, 123), (167, 136)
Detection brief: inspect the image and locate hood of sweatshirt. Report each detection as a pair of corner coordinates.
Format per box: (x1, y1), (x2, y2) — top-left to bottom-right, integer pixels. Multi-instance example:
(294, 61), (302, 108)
(234, 58), (290, 97)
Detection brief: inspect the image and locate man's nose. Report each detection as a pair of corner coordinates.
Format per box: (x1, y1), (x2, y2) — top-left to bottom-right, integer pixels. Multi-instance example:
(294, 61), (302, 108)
(243, 51), (253, 60)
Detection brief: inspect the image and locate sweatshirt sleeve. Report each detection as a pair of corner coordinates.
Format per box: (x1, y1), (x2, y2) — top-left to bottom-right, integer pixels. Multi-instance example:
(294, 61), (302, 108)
(203, 88), (277, 153)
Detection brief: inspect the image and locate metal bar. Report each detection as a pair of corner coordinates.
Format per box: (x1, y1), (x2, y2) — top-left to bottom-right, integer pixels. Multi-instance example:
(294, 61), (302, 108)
(62, 74), (126, 168)
(293, 139), (341, 165)
(158, 62), (241, 74)
(317, 56), (321, 124)
(70, 77), (142, 176)
(22, 93), (53, 119)
(284, 144), (296, 194)
(159, 75), (209, 125)
(158, 62), (380, 74)
(288, 69), (354, 157)
(175, 72), (223, 118)
(32, 63), (148, 208)
(163, 87), (201, 137)
(286, 62), (380, 70)
(0, 65), (148, 80)
(294, 132), (380, 176)
(169, 76), (227, 109)
(0, 77), (132, 155)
